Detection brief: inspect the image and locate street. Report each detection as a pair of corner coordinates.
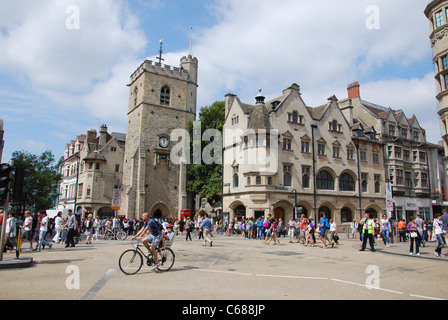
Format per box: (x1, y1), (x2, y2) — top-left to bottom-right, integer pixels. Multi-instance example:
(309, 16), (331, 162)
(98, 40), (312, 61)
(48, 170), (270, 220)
(0, 233), (447, 301)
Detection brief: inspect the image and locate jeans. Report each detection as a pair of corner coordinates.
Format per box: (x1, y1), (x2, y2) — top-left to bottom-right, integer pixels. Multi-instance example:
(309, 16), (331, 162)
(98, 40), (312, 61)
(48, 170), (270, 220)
(257, 228), (263, 240)
(381, 230), (390, 245)
(409, 236), (420, 254)
(37, 231), (52, 251)
(435, 234), (444, 255)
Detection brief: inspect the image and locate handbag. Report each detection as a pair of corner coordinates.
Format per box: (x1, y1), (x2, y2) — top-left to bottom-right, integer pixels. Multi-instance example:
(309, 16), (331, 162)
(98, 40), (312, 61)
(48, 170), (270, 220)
(410, 232), (418, 238)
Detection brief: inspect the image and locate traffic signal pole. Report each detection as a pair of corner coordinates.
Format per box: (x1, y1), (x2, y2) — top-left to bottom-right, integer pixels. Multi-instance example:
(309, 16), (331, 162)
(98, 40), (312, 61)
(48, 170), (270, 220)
(0, 163), (12, 261)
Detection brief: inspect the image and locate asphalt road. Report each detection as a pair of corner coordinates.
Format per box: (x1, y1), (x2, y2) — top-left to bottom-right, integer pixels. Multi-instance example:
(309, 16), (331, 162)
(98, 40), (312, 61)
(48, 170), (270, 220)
(1, 232), (447, 302)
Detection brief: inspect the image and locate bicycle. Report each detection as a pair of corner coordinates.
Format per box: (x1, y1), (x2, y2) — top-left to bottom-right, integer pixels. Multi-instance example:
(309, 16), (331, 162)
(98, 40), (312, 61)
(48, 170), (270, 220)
(118, 239), (175, 275)
(104, 228), (127, 241)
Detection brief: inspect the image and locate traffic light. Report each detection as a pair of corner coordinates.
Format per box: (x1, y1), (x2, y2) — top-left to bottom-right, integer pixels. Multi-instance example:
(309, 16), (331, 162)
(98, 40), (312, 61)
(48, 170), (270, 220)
(12, 165), (26, 202)
(0, 163), (12, 200)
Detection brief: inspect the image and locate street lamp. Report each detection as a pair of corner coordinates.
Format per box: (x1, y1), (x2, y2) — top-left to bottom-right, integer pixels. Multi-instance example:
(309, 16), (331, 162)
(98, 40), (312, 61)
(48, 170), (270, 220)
(291, 189), (298, 219)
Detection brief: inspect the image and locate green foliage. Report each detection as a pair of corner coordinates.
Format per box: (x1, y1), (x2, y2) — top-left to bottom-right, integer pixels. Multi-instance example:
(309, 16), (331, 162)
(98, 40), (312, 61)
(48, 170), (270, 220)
(11, 150), (62, 210)
(187, 101), (225, 202)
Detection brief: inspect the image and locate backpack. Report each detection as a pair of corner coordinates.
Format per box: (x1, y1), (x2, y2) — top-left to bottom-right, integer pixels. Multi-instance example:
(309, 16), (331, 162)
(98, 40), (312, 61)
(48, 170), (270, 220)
(325, 219), (330, 229)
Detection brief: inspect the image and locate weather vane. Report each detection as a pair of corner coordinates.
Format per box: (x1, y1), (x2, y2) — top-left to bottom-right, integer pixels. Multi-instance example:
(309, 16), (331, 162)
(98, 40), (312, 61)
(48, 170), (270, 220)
(157, 39), (165, 64)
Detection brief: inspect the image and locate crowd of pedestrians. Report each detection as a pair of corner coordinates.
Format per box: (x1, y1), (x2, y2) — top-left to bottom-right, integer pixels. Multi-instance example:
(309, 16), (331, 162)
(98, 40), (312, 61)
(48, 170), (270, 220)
(1, 208), (448, 258)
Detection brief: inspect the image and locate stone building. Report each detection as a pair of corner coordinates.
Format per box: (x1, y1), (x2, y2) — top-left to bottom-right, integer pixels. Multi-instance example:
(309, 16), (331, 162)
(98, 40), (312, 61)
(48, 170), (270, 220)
(119, 55), (198, 219)
(223, 84), (385, 229)
(56, 125), (126, 218)
(340, 82), (436, 221)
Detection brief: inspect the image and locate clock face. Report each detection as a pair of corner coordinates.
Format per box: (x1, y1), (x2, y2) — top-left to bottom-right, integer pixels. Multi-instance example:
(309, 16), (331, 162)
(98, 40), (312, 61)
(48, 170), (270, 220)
(159, 137), (169, 148)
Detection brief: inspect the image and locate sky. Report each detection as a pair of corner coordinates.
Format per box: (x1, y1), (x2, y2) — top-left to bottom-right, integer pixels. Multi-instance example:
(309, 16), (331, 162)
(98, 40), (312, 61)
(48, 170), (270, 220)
(0, 0), (441, 164)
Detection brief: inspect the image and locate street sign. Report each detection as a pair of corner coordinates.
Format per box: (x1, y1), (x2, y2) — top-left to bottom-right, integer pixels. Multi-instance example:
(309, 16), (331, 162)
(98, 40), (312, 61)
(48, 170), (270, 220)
(111, 188), (122, 210)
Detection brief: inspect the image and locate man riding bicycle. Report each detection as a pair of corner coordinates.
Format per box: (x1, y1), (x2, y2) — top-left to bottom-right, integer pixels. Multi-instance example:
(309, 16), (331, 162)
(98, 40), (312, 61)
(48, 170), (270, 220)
(132, 213), (162, 269)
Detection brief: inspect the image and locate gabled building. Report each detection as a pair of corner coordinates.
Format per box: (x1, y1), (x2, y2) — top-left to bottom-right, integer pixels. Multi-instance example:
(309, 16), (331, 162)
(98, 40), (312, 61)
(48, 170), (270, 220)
(223, 84), (385, 229)
(339, 82), (438, 220)
(56, 125), (126, 218)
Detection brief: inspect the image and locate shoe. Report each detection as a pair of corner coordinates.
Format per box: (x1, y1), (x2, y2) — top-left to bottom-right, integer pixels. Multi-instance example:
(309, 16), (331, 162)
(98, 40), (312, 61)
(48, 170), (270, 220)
(416, 253), (420, 256)
(434, 251), (440, 257)
(210, 241), (213, 247)
(370, 249), (376, 252)
(153, 263), (159, 269)
(410, 253), (413, 255)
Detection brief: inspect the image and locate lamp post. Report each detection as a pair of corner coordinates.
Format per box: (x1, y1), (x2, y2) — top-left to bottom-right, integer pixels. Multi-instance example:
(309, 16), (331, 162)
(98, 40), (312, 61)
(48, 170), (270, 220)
(291, 189), (298, 219)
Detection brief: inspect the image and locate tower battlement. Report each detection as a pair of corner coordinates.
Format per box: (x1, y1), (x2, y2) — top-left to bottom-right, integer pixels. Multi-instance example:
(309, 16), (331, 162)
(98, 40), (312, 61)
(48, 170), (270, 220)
(129, 56), (198, 86)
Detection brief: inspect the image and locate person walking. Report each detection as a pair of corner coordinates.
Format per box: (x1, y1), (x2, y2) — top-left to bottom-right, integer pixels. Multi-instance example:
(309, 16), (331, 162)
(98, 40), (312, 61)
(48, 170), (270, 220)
(359, 213), (376, 252)
(380, 214), (391, 248)
(398, 219), (407, 242)
(433, 214), (445, 257)
(201, 214), (213, 247)
(351, 219), (358, 239)
(288, 216), (297, 243)
(185, 216), (193, 241)
(65, 209), (77, 248)
(328, 219), (338, 247)
(319, 213), (330, 249)
(21, 211), (34, 250)
(35, 211), (53, 252)
(407, 216), (420, 256)
(52, 211), (63, 243)
(85, 214), (94, 245)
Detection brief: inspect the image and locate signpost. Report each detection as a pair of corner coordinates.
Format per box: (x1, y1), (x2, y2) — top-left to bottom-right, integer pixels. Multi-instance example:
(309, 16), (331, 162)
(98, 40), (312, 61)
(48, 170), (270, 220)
(385, 181), (393, 219)
(111, 188), (121, 217)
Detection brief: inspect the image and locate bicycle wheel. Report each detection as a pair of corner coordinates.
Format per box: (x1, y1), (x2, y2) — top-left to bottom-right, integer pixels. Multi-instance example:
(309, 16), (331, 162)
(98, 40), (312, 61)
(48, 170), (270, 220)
(117, 230), (127, 241)
(119, 249), (143, 275)
(104, 230), (114, 240)
(157, 247), (175, 272)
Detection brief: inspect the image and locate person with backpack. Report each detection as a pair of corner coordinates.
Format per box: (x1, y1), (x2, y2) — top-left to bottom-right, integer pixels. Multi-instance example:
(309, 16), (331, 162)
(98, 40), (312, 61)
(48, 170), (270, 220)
(319, 213), (330, 248)
(133, 213), (162, 269)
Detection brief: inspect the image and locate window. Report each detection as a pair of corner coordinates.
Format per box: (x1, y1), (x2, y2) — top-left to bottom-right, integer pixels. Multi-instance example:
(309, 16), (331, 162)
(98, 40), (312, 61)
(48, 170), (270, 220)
(133, 87), (138, 107)
(333, 146), (340, 158)
(95, 163), (100, 170)
(374, 175), (381, 194)
(419, 152), (426, 163)
(318, 144), (326, 156)
(301, 141), (310, 153)
(267, 177), (273, 185)
(421, 173), (428, 188)
(401, 128), (407, 139)
(373, 153), (379, 164)
(414, 172), (419, 187)
(443, 55), (448, 71)
(361, 173), (368, 193)
(317, 171), (334, 190)
(283, 139), (292, 150)
(292, 111), (298, 123)
(388, 146), (393, 158)
(340, 173), (355, 191)
(302, 167), (310, 189)
(403, 150), (410, 162)
(396, 169), (403, 185)
(160, 86), (170, 106)
(232, 115), (239, 126)
(341, 207), (352, 223)
(389, 125), (396, 137)
(233, 166), (239, 188)
(347, 148), (354, 160)
(247, 177), (251, 186)
(413, 130), (420, 142)
(405, 172), (412, 188)
(360, 151), (367, 162)
(115, 164), (120, 173)
(256, 176), (262, 185)
(394, 147), (402, 159)
(435, 10), (444, 28)
(284, 165), (292, 187)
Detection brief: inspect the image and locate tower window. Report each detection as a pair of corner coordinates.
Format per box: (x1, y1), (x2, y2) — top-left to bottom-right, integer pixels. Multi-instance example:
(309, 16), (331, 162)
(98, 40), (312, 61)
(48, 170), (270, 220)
(160, 86), (170, 106)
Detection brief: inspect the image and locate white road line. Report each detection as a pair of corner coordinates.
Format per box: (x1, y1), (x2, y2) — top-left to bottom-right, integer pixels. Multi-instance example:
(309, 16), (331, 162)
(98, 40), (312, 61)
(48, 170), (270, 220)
(82, 268), (117, 301)
(409, 294), (445, 301)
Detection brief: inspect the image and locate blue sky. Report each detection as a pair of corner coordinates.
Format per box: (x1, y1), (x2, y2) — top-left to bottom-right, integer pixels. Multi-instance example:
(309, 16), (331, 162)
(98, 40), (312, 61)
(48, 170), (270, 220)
(0, 0), (440, 164)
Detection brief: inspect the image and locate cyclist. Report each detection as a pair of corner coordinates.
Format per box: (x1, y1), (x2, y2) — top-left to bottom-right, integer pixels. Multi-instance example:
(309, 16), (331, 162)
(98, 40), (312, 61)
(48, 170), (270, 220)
(133, 213), (162, 269)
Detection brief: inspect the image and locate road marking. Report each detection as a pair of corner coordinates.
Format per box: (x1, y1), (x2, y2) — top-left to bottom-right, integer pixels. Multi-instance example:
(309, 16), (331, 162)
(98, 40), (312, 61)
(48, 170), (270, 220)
(409, 294), (445, 301)
(81, 268), (117, 301)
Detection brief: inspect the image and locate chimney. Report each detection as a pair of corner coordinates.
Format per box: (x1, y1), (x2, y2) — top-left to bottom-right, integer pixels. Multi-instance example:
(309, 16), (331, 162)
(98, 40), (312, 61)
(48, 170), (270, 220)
(99, 124), (108, 146)
(348, 82), (360, 99)
(86, 129), (97, 144)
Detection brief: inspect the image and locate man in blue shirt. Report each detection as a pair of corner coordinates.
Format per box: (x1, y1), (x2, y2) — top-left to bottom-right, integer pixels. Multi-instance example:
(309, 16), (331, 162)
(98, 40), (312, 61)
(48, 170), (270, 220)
(133, 212), (162, 268)
(200, 214), (213, 247)
(319, 213), (330, 249)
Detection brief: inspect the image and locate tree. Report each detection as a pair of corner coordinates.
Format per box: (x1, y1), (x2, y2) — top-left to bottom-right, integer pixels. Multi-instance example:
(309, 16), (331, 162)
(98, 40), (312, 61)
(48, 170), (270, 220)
(187, 101), (225, 202)
(10, 150), (62, 211)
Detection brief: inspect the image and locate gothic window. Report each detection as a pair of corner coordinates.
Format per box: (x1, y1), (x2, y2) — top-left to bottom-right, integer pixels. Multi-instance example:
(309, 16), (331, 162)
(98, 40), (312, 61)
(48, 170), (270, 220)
(283, 165), (292, 187)
(134, 87), (138, 107)
(160, 86), (170, 106)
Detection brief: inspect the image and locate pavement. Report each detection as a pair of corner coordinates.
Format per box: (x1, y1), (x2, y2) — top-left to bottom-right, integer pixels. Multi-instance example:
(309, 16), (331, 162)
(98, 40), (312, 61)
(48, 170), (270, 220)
(0, 232), (447, 301)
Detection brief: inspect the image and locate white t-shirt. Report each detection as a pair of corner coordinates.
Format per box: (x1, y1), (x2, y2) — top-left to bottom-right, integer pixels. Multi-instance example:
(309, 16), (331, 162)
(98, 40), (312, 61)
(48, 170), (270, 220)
(24, 216), (33, 231)
(381, 219), (390, 231)
(434, 219), (443, 235)
(330, 222), (337, 232)
(40, 216), (49, 232)
(55, 216), (63, 228)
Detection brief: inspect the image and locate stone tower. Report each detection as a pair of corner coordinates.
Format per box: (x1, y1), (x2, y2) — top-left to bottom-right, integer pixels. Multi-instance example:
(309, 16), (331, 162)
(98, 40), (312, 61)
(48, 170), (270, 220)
(120, 55), (198, 219)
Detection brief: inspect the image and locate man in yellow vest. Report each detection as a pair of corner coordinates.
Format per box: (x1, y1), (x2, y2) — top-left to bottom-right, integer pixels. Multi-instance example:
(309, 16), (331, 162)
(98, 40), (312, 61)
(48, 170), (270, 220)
(359, 213), (376, 252)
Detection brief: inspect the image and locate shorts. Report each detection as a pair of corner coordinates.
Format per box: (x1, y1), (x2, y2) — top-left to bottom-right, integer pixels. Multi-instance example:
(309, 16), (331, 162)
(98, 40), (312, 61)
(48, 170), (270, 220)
(146, 234), (162, 248)
(319, 228), (327, 238)
(22, 230), (33, 241)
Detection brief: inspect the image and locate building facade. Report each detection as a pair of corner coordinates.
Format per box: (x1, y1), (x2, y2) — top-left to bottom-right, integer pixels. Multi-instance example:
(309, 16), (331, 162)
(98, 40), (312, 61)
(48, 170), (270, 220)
(56, 125), (126, 218)
(223, 84), (385, 231)
(342, 82), (437, 221)
(119, 56), (198, 220)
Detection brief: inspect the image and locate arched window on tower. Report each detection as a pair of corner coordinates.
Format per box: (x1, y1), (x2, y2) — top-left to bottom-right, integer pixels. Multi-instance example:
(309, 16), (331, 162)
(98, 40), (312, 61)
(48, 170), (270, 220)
(160, 86), (170, 106)
(134, 86), (138, 108)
